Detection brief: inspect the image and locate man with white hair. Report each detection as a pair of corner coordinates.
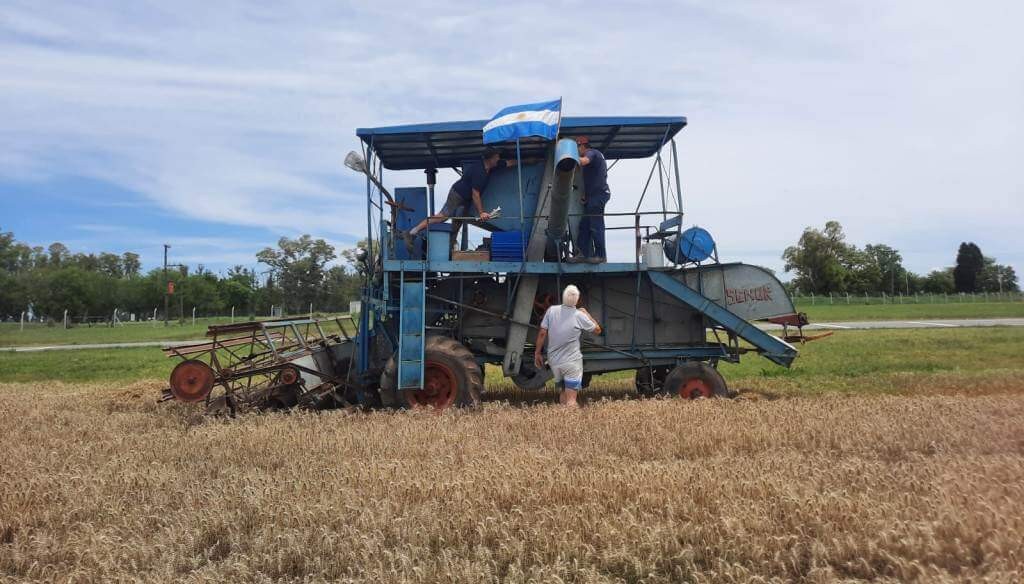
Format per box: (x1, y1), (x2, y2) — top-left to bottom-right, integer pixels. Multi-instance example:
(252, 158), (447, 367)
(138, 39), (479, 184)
(533, 284), (602, 407)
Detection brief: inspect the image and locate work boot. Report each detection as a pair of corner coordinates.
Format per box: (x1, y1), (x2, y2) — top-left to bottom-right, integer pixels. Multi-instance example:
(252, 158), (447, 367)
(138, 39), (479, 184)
(565, 255), (585, 264)
(586, 256), (606, 264)
(402, 230), (416, 254)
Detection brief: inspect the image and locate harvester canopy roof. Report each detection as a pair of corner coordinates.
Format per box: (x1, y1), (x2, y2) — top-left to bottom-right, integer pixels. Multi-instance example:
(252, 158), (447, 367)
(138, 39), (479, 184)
(356, 116), (687, 171)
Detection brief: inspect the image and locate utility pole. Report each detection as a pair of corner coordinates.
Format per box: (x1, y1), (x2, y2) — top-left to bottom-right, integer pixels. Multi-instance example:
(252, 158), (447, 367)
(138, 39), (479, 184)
(163, 244), (184, 326)
(163, 244), (170, 326)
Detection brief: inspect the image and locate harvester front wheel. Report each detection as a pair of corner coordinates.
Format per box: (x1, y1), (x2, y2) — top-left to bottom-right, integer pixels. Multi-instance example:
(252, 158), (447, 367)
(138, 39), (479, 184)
(379, 337), (483, 410)
(662, 362), (728, 399)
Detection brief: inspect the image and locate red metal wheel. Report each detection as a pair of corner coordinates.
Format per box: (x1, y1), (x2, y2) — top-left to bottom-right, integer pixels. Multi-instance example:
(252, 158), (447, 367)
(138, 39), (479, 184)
(405, 361), (459, 410)
(679, 377), (713, 399)
(169, 360), (215, 402)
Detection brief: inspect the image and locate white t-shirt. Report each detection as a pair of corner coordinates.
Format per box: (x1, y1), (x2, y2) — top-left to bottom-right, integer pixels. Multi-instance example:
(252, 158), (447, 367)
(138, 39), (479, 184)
(540, 304), (597, 366)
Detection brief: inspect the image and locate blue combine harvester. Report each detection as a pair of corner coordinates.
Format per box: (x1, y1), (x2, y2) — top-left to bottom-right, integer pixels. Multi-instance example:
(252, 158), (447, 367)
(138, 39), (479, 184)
(340, 114), (808, 410)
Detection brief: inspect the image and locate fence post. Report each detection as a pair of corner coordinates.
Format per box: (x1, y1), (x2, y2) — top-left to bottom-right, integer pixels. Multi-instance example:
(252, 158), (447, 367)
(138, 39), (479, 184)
(864, 291), (868, 304)
(231, 306), (235, 324)
(20, 311), (25, 332)
(192, 306), (196, 326)
(309, 302), (313, 320)
(829, 292), (833, 304)
(270, 304), (275, 317)
(898, 293), (902, 304)
(63, 309), (68, 329)
(811, 292), (815, 305)
(846, 292), (850, 304)
(152, 307), (158, 326)
(882, 292), (886, 304)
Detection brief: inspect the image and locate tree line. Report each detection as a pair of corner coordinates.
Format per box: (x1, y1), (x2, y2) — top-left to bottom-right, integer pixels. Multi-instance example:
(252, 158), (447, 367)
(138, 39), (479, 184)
(783, 221), (1018, 295)
(0, 229), (365, 322)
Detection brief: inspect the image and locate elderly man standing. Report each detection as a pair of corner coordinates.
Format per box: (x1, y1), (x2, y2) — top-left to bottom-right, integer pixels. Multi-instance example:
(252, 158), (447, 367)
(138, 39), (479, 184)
(533, 284), (602, 407)
(574, 136), (611, 263)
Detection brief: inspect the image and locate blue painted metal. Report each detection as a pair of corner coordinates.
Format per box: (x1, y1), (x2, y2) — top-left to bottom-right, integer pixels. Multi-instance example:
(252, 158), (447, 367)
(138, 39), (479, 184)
(665, 226), (716, 264)
(647, 271), (798, 367)
(426, 223), (452, 262)
(356, 116), (687, 170)
(480, 163), (544, 234)
(555, 138), (580, 172)
(393, 187), (428, 260)
(397, 277), (425, 389)
(383, 259), (661, 274)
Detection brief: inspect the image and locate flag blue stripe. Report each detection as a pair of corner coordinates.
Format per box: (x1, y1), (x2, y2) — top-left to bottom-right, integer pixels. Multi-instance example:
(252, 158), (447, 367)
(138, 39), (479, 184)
(483, 121), (558, 144)
(491, 99), (562, 118)
(483, 98), (562, 144)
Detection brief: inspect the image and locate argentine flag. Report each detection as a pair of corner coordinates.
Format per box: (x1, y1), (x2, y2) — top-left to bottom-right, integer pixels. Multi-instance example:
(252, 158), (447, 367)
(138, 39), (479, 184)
(482, 99), (562, 144)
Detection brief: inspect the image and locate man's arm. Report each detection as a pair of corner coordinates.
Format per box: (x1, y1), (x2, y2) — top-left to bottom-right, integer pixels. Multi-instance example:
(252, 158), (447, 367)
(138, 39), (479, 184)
(472, 189), (491, 220)
(577, 307), (602, 335)
(533, 327), (548, 368)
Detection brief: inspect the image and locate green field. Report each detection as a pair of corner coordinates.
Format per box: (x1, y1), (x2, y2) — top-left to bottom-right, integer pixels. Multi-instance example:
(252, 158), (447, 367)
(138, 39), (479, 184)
(3, 302), (1022, 348)
(4, 328), (1022, 399)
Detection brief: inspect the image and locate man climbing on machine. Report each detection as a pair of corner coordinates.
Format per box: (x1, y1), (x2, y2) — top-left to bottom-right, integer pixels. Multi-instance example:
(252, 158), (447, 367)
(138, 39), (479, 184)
(403, 147), (525, 252)
(533, 284), (603, 408)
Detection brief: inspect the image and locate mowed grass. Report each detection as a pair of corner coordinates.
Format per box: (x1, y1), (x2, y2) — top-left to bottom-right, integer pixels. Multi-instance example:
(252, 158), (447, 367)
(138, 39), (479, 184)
(3, 328), (1024, 401)
(1, 379), (1022, 581)
(0, 315), (355, 347)
(795, 299), (1024, 322)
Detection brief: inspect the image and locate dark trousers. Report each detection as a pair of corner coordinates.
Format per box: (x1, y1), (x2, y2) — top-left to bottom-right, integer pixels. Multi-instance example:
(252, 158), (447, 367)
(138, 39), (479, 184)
(577, 195), (608, 259)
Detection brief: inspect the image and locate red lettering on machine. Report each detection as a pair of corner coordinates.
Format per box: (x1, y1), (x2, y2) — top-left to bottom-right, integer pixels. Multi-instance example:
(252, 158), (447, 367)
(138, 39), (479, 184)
(725, 285), (773, 306)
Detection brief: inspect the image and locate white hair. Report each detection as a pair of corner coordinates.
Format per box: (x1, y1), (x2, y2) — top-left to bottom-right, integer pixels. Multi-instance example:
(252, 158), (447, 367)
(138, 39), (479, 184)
(562, 284), (580, 307)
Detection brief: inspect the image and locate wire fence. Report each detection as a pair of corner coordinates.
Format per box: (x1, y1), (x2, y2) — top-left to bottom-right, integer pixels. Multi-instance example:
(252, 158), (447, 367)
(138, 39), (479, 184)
(2, 302), (360, 332)
(792, 291), (1024, 306)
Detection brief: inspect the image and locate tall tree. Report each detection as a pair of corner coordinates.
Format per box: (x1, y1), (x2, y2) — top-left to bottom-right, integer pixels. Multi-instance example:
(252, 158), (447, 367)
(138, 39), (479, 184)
(122, 252), (141, 278)
(953, 242), (984, 293)
(863, 244), (904, 295)
(257, 235), (337, 313)
(782, 220), (856, 294)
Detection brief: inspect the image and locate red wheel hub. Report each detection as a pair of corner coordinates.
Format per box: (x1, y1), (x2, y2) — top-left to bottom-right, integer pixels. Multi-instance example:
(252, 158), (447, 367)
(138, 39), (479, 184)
(406, 361), (458, 410)
(169, 360), (215, 402)
(679, 378), (712, 399)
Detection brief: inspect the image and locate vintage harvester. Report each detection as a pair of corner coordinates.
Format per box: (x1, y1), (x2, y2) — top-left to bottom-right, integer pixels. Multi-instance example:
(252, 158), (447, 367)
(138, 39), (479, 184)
(162, 113), (813, 412)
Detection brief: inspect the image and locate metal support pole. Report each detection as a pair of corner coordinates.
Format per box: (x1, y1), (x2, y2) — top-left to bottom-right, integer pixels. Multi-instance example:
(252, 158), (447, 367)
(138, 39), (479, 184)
(163, 244), (170, 326)
(670, 138), (684, 215)
(516, 138), (525, 260)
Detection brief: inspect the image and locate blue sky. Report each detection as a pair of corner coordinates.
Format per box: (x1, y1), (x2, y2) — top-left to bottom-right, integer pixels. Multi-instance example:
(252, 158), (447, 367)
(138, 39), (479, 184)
(1, 1), (1021, 278)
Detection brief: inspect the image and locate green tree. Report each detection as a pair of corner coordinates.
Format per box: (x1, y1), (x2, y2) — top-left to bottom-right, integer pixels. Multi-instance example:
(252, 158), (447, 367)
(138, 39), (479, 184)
(863, 244), (905, 295)
(257, 235), (336, 313)
(953, 242), (983, 293)
(977, 257), (1019, 293)
(782, 221), (855, 294)
(122, 252), (141, 278)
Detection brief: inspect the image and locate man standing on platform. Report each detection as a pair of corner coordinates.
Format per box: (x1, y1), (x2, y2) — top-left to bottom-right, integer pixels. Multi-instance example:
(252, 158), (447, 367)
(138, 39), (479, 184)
(574, 136), (610, 263)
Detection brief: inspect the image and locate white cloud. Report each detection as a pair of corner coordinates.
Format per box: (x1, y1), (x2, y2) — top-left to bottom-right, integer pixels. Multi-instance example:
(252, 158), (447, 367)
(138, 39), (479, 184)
(1, 0), (1021, 276)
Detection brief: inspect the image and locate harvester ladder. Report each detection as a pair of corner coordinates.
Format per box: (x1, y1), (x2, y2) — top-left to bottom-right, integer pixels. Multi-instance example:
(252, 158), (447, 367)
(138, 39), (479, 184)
(397, 271), (426, 390)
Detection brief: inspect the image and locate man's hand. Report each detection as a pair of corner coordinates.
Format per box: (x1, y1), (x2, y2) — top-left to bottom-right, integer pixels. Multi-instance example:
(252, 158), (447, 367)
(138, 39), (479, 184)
(479, 211), (492, 221)
(534, 352), (544, 369)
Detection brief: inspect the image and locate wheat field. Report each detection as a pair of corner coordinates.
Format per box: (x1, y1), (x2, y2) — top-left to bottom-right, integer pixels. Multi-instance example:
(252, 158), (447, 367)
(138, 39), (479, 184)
(2, 377), (1023, 583)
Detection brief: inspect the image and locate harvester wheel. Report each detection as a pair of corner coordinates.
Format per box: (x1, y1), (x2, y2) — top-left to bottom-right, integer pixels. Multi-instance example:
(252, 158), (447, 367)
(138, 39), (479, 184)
(169, 360), (215, 402)
(634, 366), (670, 396)
(662, 362), (728, 399)
(380, 337), (483, 410)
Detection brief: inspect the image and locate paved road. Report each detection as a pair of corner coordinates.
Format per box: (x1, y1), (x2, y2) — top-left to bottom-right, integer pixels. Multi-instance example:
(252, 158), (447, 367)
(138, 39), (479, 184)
(3, 318), (1024, 353)
(759, 317), (1024, 331)
(2, 340), (206, 353)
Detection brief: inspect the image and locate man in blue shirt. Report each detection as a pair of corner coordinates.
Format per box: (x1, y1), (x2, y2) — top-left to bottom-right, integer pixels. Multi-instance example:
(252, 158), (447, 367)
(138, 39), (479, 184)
(404, 147), (523, 252)
(573, 136), (610, 263)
